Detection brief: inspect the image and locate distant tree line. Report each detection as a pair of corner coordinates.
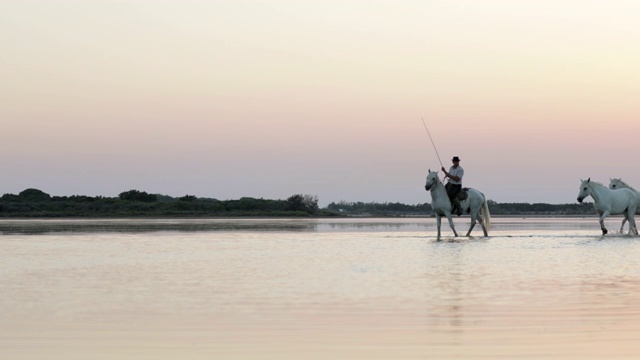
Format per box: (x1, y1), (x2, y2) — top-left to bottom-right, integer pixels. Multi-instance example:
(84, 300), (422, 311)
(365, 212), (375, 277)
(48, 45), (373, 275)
(326, 199), (596, 216)
(326, 201), (432, 216)
(0, 189), (326, 218)
(485, 200), (594, 216)
(0, 188), (598, 218)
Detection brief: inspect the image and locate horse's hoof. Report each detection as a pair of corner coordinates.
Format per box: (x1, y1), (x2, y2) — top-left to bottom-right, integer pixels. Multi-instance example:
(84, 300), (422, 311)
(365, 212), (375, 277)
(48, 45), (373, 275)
(602, 229), (608, 235)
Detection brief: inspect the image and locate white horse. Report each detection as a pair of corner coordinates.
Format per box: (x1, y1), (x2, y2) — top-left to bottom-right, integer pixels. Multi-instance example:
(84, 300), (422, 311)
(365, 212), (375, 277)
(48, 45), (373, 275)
(577, 178), (638, 235)
(424, 170), (491, 239)
(608, 178), (640, 233)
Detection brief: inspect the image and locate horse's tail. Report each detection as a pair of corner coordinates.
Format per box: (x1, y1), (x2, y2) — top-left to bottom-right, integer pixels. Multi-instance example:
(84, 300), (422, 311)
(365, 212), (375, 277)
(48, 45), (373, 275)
(481, 194), (491, 232)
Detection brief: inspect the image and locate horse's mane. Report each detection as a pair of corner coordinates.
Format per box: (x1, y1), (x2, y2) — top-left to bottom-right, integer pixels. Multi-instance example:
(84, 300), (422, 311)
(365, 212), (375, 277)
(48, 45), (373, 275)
(614, 179), (638, 192)
(587, 180), (606, 187)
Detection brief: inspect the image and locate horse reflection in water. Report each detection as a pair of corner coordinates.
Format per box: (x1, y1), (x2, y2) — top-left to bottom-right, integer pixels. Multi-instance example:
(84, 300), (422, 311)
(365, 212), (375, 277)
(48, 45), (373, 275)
(608, 178), (640, 234)
(424, 170), (491, 240)
(577, 178), (638, 236)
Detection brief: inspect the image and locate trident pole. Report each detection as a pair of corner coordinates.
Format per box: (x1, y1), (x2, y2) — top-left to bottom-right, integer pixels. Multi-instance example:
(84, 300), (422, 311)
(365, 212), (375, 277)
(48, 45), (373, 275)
(421, 117), (444, 169)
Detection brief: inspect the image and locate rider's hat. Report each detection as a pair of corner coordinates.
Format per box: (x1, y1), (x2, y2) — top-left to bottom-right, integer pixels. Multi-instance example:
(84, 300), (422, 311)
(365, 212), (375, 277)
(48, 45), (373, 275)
(452, 156), (461, 162)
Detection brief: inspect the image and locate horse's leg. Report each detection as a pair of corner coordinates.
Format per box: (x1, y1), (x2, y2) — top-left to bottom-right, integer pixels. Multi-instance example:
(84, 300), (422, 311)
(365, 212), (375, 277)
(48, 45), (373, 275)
(446, 213), (458, 237)
(599, 211), (610, 235)
(620, 218), (627, 234)
(436, 214), (442, 240)
(628, 217), (638, 235)
(479, 214), (488, 237)
(472, 205), (488, 237)
(627, 207), (638, 235)
(479, 199), (489, 237)
(466, 210), (477, 237)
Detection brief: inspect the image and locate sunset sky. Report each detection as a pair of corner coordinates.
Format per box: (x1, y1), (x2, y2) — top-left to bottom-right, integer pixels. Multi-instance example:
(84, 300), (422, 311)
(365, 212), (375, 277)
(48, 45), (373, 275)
(2, 1), (640, 205)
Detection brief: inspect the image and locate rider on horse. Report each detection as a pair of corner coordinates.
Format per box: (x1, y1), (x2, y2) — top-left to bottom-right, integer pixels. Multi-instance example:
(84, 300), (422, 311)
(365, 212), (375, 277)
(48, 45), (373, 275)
(441, 156), (464, 216)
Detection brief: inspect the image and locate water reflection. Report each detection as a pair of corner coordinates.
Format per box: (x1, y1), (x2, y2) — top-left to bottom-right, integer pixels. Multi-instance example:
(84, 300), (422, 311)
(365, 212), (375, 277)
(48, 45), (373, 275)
(496, 217), (601, 230)
(0, 216), (609, 235)
(0, 219), (320, 235)
(0, 218), (442, 235)
(3, 218), (640, 359)
(430, 242), (467, 334)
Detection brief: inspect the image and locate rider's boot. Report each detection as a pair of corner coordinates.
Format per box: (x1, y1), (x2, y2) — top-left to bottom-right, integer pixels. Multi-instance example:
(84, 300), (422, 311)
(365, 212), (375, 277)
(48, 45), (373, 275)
(453, 199), (463, 216)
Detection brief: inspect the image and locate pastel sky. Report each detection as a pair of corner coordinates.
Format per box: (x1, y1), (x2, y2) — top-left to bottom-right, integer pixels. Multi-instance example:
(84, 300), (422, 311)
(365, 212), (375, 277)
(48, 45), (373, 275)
(2, 1), (640, 206)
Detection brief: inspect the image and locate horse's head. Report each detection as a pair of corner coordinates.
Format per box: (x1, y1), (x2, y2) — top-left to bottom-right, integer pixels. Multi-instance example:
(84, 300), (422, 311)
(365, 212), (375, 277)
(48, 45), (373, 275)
(577, 178), (592, 203)
(609, 178), (622, 190)
(424, 169), (440, 191)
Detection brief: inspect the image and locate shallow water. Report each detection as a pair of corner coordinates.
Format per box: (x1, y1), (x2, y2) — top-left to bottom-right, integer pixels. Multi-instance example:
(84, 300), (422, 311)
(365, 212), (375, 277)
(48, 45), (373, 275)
(2, 217), (640, 359)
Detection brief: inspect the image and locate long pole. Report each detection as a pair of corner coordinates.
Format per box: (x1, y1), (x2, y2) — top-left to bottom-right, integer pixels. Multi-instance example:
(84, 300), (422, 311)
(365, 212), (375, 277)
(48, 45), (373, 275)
(421, 117), (444, 169)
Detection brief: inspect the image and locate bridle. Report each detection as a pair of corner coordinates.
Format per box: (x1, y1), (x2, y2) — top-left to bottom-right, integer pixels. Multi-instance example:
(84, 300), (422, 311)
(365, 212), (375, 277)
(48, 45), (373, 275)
(425, 173), (444, 191)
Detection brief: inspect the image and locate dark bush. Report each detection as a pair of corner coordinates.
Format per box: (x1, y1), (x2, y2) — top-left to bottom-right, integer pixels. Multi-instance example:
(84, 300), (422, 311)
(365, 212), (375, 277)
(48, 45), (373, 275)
(118, 190), (157, 203)
(19, 188), (51, 202)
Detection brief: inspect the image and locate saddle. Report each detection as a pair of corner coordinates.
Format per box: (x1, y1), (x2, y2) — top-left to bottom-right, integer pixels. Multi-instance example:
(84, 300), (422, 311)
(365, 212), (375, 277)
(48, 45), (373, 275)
(456, 188), (469, 201)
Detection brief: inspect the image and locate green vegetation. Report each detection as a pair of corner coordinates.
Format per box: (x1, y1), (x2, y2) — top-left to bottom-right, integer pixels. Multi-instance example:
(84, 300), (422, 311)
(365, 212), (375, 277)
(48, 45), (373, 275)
(326, 200), (594, 216)
(0, 189), (330, 218)
(485, 200), (594, 216)
(0, 188), (596, 218)
(326, 201), (432, 216)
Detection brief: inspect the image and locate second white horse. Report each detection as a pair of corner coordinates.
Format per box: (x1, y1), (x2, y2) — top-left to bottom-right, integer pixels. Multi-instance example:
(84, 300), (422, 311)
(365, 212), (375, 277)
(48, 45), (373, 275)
(577, 178), (638, 235)
(608, 178), (640, 233)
